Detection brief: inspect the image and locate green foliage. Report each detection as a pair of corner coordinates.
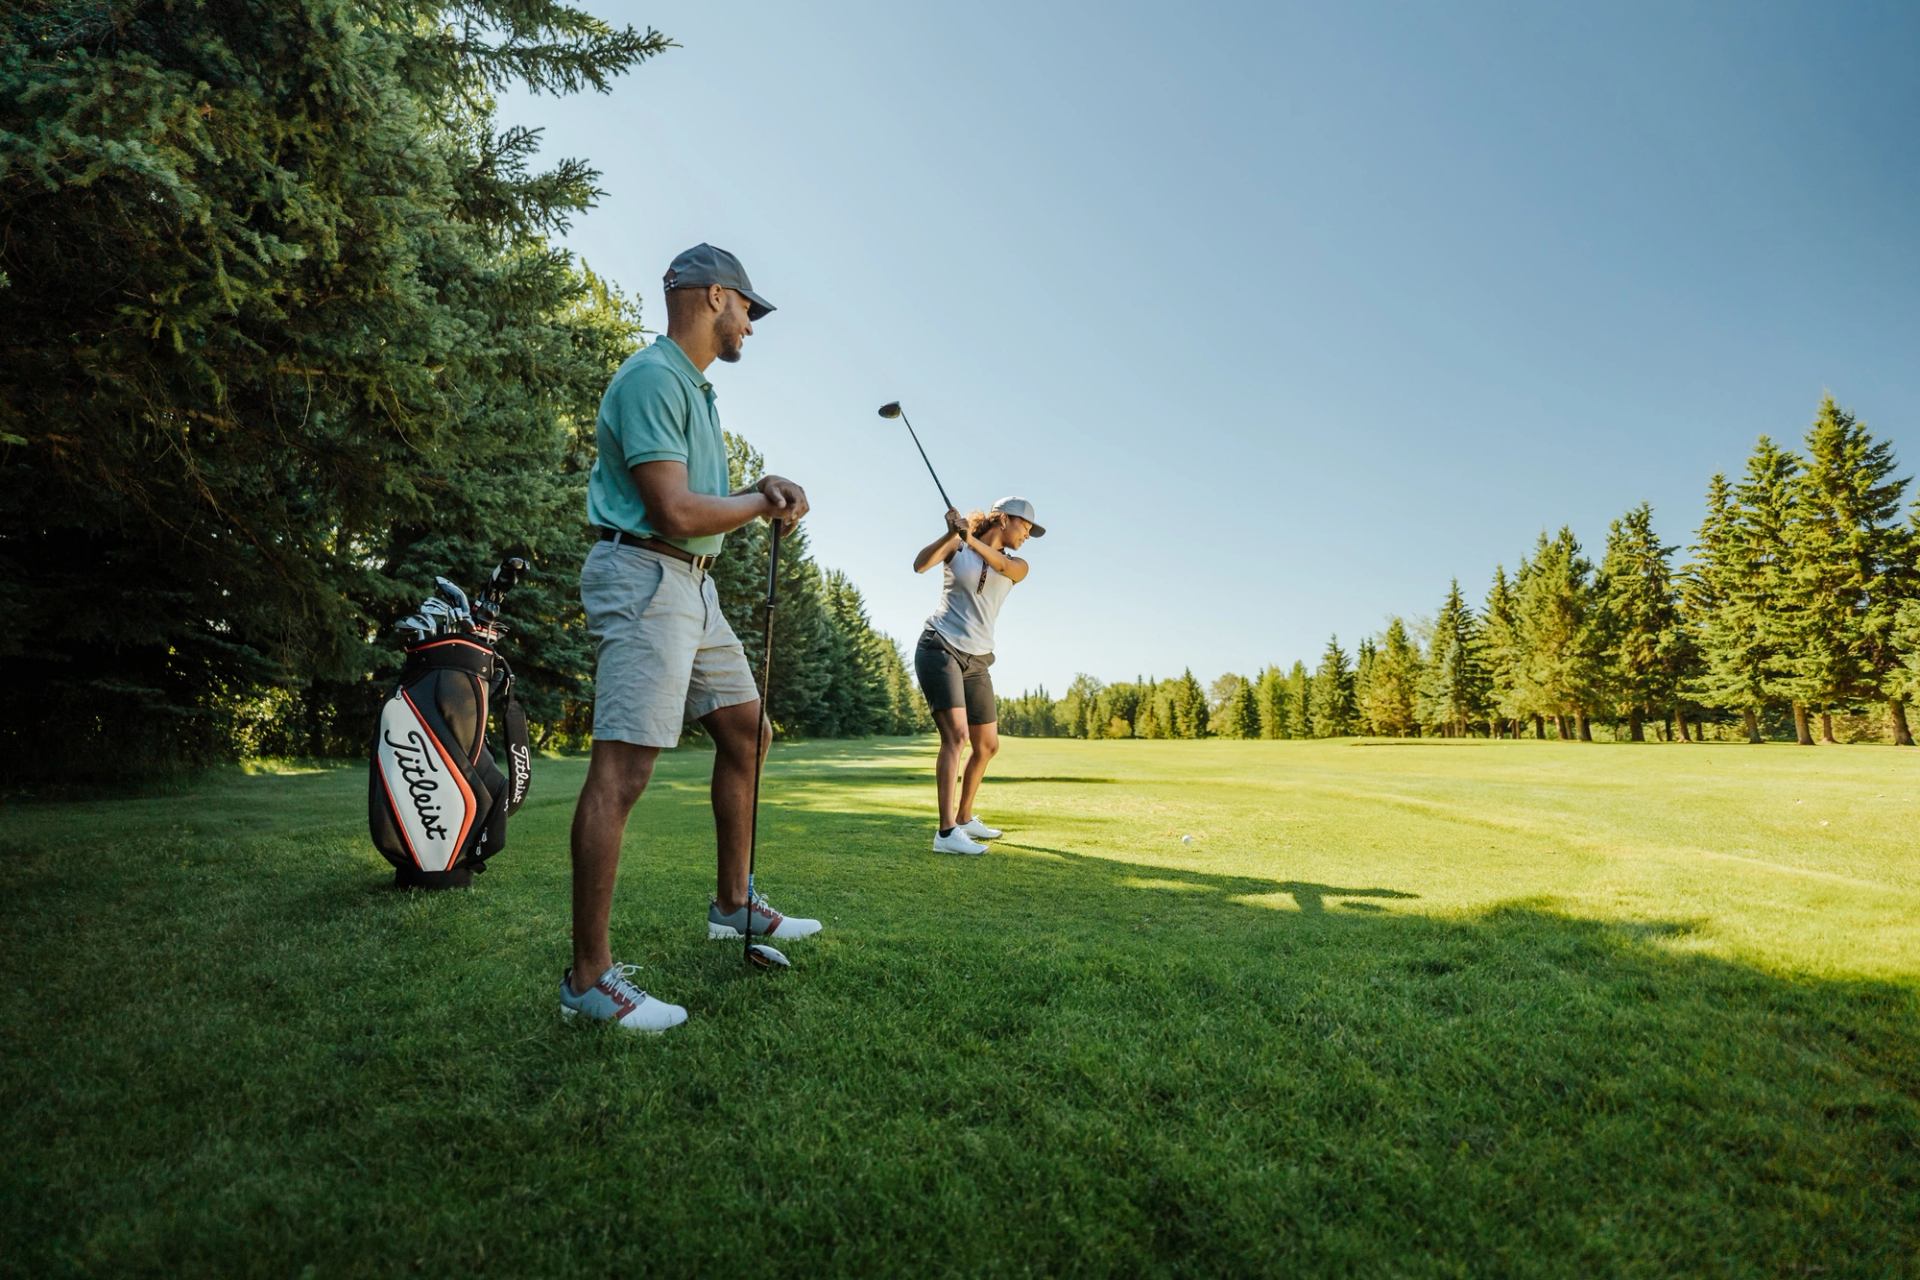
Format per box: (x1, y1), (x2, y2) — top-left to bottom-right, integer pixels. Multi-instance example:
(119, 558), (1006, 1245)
(0, 0), (671, 775)
(1593, 503), (1688, 740)
(1364, 618), (1422, 737)
(1417, 579), (1486, 737)
(1310, 637), (1356, 737)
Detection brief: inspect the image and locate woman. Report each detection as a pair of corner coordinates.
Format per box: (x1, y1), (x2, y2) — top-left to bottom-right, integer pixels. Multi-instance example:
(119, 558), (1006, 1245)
(911, 495), (1044, 855)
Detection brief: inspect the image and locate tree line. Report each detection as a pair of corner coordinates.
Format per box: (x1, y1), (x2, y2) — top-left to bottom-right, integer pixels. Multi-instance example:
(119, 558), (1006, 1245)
(0, 0), (924, 783)
(1002, 396), (1919, 747)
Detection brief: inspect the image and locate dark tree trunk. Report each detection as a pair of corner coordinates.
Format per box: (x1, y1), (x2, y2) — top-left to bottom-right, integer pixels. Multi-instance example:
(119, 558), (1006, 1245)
(1742, 708), (1761, 743)
(1676, 709), (1692, 743)
(1793, 703), (1814, 745)
(1891, 699), (1914, 747)
(1820, 711), (1837, 744)
(1628, 708), (1644, 742)
(1577, 712), (1593, 742)
(1533, 714), (1546, 740)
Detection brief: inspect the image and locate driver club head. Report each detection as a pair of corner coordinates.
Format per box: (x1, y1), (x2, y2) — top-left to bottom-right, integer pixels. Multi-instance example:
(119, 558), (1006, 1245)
(877, 401), (902, 419)
(745, 943), (789, 970)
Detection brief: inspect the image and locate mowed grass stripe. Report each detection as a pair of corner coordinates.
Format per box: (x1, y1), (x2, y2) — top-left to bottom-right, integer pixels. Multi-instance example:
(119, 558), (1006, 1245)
(1, 738), (1916, 1278)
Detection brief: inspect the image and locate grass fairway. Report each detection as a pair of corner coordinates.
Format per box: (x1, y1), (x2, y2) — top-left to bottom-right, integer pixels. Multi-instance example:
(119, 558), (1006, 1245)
(3, 738), (1917, 1278)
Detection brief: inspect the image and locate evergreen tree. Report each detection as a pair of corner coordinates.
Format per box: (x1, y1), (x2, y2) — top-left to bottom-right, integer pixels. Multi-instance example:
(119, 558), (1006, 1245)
(1786, 397), (1914, 745)
(1286, 661), (1314, 739)
(1513, 529), (1600, 740)
(1593, 503), (1685, 741)
(1254, 664), (1289, 739)
(1727, 436), (1817, 742)
(1364, 618), (1422, 737)
(1687, 473), (1770, 742)
(1352, 638), (1379, 734)
(1170, 669), (1209, 738)
(0, 0), (671, 776)
(1418, 579), (1486, 737)
(1309, 637), (1356, 737)
(1227, 680), (1261, 739)
(1482, 566), (1522, 737)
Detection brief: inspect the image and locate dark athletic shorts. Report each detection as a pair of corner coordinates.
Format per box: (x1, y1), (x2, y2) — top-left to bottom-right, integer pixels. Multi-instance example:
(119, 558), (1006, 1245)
(915, 628), (997, 725)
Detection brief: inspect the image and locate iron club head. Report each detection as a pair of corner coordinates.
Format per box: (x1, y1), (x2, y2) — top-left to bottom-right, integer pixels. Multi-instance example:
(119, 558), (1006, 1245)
(745, 943), (789, 970)
(877, 401), (902, 419)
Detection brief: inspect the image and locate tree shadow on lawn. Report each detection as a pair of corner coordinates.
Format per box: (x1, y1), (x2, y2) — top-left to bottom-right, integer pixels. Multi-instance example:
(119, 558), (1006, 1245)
(4, 777), (1920, 1277)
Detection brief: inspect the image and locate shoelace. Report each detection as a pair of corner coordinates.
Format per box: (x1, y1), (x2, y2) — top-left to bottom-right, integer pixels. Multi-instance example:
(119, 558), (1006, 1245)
(601, 962), (649, 1003)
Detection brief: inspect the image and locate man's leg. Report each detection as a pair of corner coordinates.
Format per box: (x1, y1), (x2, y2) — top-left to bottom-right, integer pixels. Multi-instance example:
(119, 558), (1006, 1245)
(569, 739), (659, 991)
(932, 707), (969, 828)
(701, 698), (769, 914)
(956, 720), (1000, 824)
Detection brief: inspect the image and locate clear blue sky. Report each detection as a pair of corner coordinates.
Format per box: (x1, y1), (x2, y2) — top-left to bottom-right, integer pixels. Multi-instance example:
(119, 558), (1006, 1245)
(499, 0), (1920, 697)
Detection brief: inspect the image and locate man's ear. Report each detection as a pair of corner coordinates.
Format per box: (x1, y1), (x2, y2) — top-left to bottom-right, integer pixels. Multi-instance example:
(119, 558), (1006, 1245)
(709, 284), (727, 314)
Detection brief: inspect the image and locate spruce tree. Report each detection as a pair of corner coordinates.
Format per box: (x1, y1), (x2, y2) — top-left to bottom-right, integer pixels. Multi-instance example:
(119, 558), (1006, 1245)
(1786, 397), (1913, 744)
(1309, 637), (1357, 737)
(1254, 665), (1289, 739)
(1513, 529), (1600, 740)
(1732, 437), (1813, 742)
(0, 0), (672, 775)
(1687, 473), (1769, 741)
(1286, 662), (1314, 739)
(1365, 618), (1422, 737)
(1593, 503), (1684, 741)
(1482, 566), (1522, 737)
(1418, 579), (1486, 737)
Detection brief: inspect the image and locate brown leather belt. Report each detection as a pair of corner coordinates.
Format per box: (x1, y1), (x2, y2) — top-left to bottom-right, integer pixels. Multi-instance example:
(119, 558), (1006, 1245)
(595, 527), (716, 573)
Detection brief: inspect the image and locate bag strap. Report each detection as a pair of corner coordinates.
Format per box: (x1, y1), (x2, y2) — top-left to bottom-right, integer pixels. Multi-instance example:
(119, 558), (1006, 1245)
(490, 654), (532, 816)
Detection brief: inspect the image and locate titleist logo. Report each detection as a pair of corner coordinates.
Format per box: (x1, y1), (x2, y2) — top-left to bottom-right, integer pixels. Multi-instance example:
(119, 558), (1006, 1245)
(510, 742), (531, 805)
(384, 727), (449, 840)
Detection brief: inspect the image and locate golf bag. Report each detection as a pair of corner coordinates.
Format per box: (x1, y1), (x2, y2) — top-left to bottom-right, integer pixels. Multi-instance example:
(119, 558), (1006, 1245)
(368, 636), (531, 889)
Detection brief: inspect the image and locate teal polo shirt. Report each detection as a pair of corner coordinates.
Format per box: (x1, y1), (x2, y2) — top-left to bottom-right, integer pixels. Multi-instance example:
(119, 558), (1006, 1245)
(586, 336), (731, 557)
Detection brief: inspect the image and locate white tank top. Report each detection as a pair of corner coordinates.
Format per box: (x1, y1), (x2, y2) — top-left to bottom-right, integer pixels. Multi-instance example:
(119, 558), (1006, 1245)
(927, 544), (1015, 656)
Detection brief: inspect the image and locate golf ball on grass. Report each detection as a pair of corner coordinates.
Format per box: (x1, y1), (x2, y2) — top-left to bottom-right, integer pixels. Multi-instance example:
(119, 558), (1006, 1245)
(1181, 834), (1194, 845)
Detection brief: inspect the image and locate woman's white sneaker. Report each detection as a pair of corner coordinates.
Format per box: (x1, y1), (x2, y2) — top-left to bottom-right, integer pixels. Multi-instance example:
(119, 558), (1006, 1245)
(958, 817), (1002, 840)
(933, 828), (989, 855)
(558, 963), (687, 1034)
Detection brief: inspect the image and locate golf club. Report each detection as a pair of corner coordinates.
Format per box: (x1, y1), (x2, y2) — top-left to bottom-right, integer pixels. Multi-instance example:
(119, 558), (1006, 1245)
(433, 576), (474, 630)
(744, 520), (790, 971)
(418, 597), (458, 637)
(877, 401), (956, 512)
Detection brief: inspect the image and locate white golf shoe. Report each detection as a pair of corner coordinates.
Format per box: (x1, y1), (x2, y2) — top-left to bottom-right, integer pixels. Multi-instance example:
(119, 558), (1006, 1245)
(958, 817), (1002, 840)
(558, 963), (687, 1034)
(707, 891), (823, 941)
(933, 828), (989, 856)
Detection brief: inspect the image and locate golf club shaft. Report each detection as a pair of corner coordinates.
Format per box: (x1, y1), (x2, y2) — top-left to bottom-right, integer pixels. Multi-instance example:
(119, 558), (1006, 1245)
(745, 521), (782, 961)
(895, 408), (956, 512)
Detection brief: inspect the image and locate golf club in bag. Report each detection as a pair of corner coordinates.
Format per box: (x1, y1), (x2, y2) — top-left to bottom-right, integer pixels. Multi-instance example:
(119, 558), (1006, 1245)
(368, 557), (532, 889)
(745, 522), (790, 970)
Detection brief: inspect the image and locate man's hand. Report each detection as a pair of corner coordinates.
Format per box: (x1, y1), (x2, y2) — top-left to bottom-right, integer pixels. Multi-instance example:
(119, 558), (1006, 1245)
(758, 475), (809, 532)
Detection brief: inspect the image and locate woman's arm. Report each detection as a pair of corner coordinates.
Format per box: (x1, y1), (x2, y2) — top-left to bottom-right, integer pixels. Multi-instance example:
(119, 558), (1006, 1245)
(962, 530), (1030, 584)
(913, 510), (965, 573)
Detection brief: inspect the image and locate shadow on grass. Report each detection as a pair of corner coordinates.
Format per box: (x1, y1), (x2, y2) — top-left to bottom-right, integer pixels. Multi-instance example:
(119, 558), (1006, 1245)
(1, 762), (1917, 1276)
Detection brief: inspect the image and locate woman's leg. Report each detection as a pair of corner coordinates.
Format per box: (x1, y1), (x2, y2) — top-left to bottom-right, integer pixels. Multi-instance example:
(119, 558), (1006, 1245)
(957, 720), (999, 824)
(934, 707), (969, 829)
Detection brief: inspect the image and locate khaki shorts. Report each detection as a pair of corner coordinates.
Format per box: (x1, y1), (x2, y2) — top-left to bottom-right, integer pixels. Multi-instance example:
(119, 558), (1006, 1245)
(580, 540), (759, 748)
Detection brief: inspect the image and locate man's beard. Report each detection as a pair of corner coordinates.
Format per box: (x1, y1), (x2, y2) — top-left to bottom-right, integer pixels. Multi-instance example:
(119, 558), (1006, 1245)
(717, 324), (745, 363)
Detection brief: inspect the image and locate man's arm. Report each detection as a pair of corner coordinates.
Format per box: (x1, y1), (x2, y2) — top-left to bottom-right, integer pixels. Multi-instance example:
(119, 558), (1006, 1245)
(633, 463), (808, 538)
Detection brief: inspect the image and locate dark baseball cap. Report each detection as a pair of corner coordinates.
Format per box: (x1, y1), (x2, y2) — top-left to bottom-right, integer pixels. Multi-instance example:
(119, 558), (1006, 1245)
(663, 243), (775, 321)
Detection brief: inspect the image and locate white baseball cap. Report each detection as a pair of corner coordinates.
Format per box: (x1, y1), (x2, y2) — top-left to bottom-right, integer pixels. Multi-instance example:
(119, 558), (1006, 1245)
(990, 496), (1045, 537)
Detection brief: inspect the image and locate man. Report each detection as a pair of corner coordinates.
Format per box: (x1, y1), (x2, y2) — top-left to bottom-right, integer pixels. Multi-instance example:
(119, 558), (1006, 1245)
(559, 244), (820, 1035)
